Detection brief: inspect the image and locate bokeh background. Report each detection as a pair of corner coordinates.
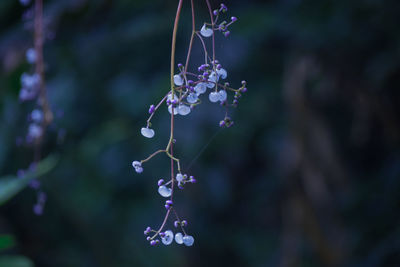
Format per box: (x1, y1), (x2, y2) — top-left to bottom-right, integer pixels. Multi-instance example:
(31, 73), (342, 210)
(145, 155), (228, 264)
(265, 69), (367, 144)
(1, 0), (400, 266)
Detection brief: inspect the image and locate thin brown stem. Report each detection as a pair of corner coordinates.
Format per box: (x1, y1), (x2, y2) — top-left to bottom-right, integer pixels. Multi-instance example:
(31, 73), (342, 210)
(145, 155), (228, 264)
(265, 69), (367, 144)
(184, 0), (196, 74)
(205, 0), (215, 63)
(34, 0), (53, 126)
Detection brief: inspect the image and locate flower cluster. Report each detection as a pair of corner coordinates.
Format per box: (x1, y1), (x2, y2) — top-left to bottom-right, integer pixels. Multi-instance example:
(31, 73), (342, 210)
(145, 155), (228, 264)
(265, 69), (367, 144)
(132, 1), (247, 246)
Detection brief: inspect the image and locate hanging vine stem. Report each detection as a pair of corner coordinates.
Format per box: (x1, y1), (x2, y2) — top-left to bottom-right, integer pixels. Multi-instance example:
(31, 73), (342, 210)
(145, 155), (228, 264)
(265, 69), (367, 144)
(33, 0), (53, 162)
(149, 0), (184, 240)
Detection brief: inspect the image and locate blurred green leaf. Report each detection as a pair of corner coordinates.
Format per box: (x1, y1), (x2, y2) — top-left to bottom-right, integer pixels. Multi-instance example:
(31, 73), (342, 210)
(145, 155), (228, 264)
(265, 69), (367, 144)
(0, 235), (15, 251)
(0, 255), (34, 267)
(0, 155), (59, 206)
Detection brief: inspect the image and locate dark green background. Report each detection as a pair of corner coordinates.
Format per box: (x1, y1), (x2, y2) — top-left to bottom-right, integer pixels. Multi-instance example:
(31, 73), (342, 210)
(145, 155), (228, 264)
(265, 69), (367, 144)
(1, 0), (400, 266)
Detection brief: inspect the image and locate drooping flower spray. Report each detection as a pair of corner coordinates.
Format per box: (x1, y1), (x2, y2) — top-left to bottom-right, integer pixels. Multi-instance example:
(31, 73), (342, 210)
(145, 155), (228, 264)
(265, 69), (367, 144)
(133, 0), (247, 246)
(18, 0), (54, 215)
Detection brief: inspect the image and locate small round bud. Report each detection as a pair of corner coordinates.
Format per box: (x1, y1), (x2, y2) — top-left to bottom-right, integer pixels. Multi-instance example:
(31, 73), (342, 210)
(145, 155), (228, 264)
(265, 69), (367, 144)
(157, 179), (164, 186)
(231, 16), (238, 22)
(144, 226), (151, 235)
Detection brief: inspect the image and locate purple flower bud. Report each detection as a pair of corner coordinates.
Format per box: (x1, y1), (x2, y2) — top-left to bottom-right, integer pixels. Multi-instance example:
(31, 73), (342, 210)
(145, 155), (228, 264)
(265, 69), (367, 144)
(217, 64), (222, 70)
(157, 179), (164, 186)
(220, 3), (228, 12)
(150, 240), (158, 246)
(174, 221), (179, 228)
(178, 63), (183, 68)
(203, 72), (209, 78)
(19, 0), (31, 6)
(38, 192), (47, 203)
(146, 236), (151, 241)
(181, 220), (187, 226)
(29, 179), (41, 189)
(224, 31), (230, 37)
(191, 178), (197, 183)
(231, 16), (238, 22)
(242, 87), (247, 93)
(165, 204), (170, 209)
(148, 104), (155, 114)
(241, 80), (246, 85)
(166, 200), (173, 205)
(213, 9), (218, 16)
(178, 183), (184, 189)
(17, 169), (25, 178)
(16, 137), (23, 147)
(219, 120), (226, 127)
(144, 226), (151, 235)
(159, 232), (166, 238)
(33, 203), (43, 215)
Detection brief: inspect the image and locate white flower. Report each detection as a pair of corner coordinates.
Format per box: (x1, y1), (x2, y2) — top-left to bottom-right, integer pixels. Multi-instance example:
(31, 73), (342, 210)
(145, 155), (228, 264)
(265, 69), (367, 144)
(183, 235), (194, 246)
(187, 93), (198, 103)
(28, 123), (42, 139)
(174, 74), (184, 86)
(209, 91), (219, 102)
(161, 230), (174, 245)
(200, 24), (213, 37)
(21, 73), (40, 89)
(175, 232), (184, 244)
(207, 71), (218, 88)
(218, 90), (227, 102)
(26, 48), (36, 64)
(132, 161), (143, 173)
(168, 105), (178, 115)
(141, 127), (155, 138)
(216, 68), (227, 79)
(158, 185), (172, 197)
(177, 104), (191, 116)
(176, 173), (184, 182)
(194, 83), (207, 94)
(31, 109), (43, 122)
(167, 93), (178, 101)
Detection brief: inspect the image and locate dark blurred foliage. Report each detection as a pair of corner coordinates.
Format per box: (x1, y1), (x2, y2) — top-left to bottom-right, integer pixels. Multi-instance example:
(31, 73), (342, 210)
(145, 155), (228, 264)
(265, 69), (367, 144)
(1, 0), (400, 266)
